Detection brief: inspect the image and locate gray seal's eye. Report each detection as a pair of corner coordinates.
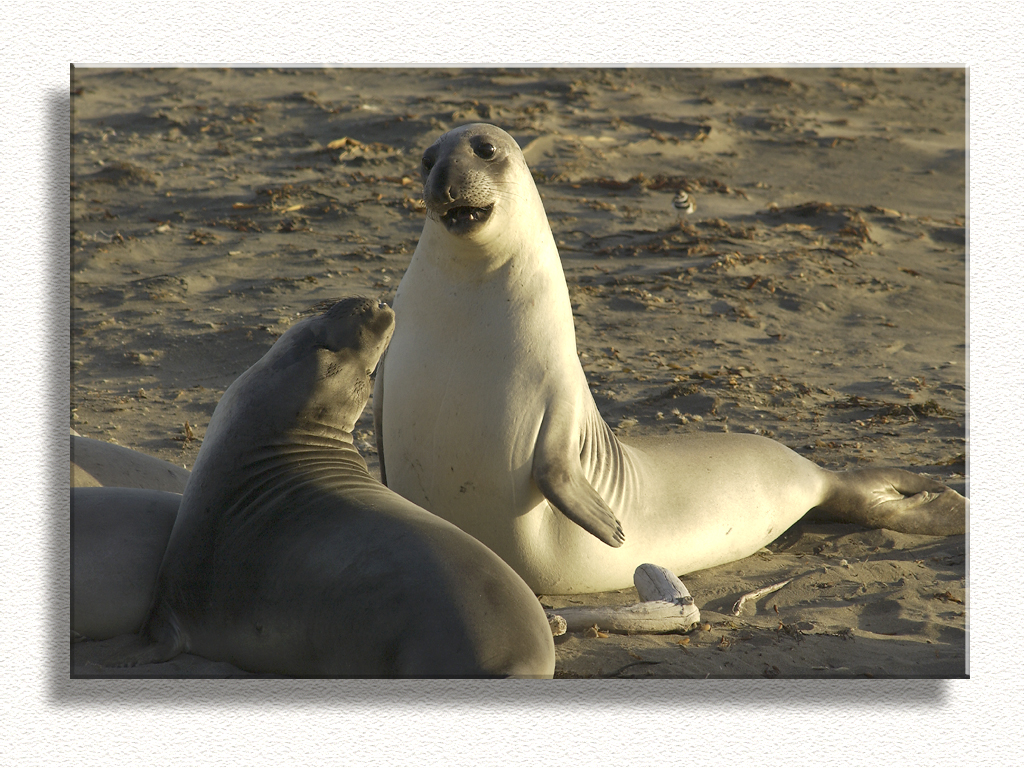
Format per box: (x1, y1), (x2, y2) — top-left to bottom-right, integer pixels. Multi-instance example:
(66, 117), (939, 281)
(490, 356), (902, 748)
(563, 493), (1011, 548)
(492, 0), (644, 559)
(422, 155), (435, 172)
(474, 142), (496, 160)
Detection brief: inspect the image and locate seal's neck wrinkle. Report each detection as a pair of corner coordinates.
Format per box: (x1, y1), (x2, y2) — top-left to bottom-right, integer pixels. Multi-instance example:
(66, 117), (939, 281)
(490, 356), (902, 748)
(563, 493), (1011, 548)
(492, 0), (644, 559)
(277, 426), (357, 449)
(243, 442), (369, 480)
(217, 442), (374, 516)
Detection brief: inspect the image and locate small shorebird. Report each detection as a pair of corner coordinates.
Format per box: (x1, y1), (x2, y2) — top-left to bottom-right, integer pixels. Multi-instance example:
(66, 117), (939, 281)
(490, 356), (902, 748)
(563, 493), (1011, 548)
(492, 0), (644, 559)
(672, 189), (696, 215)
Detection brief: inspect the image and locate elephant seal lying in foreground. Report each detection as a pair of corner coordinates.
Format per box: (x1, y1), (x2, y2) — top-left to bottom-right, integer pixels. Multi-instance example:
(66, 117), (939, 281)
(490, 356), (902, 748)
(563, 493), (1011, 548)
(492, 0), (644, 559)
(108, 297), (554, 678)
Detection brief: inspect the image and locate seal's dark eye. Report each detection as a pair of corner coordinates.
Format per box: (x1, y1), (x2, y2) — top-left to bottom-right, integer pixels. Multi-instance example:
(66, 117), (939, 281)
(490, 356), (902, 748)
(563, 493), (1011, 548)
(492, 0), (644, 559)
(474, 142), (496, 160)
(422, 155), (434, 172)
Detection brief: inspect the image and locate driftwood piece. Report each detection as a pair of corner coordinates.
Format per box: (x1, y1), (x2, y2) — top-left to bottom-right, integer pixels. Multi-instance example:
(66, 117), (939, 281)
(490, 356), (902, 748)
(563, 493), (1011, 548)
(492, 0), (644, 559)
(731, 578), (792, 616)
(633, 562), (689, 603)
(548, 614), (567, 637)
(545, 564), (700, 635)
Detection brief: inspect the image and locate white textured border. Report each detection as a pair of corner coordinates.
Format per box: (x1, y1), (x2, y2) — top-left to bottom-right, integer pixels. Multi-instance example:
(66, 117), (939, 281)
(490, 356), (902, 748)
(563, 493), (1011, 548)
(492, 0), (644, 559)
(3, 2), (1021, 765)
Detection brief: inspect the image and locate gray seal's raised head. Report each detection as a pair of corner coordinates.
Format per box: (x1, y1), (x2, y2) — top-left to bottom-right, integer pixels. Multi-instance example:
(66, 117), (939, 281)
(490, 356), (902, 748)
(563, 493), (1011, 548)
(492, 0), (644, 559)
(215, 296), (394, 444)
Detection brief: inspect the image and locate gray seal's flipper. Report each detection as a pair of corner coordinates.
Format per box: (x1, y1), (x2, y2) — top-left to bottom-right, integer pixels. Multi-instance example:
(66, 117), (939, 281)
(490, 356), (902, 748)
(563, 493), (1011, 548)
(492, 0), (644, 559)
(99, 630), (185, 670)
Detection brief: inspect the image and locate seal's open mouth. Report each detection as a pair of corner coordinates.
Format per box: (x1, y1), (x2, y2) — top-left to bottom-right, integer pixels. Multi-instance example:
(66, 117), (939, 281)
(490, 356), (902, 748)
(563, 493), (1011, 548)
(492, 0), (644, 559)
(441, 204), (493, 233)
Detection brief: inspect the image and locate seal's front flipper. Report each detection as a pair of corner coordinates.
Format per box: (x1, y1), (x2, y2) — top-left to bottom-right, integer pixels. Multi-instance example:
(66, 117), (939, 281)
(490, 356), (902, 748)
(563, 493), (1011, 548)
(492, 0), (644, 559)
(533, 409), (625, 547)
(93, 600), (190, 669)
(77, 630), (183, 672)
(534, 459), (625, 547)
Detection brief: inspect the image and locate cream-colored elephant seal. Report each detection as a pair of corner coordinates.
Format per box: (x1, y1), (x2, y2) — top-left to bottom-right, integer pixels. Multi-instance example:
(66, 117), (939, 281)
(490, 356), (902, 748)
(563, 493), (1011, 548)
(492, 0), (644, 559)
(374, 123), (967, 595)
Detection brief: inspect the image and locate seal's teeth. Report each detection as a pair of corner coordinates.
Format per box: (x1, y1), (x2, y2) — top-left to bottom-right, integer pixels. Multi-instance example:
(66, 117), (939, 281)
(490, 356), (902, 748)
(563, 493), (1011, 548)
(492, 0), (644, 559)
(441, 204), (494, 230)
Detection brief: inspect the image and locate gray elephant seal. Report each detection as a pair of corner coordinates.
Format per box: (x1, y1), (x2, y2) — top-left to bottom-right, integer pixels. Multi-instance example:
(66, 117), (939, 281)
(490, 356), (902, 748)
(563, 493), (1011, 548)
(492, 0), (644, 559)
(72, 434), (191, 493)
(374, 123), (967, 595)
(72, 486), (181, 640)
(135, 297), (554, 678)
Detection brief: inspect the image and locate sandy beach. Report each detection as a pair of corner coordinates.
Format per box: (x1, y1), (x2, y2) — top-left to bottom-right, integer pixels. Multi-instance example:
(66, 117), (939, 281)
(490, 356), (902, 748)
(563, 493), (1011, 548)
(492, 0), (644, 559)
(70, 67), (966, 678)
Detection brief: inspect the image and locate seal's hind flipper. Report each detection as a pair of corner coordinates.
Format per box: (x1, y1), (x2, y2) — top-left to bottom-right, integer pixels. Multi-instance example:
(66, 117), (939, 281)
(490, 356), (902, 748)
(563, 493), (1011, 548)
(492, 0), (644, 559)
(815, 467), (967, 536)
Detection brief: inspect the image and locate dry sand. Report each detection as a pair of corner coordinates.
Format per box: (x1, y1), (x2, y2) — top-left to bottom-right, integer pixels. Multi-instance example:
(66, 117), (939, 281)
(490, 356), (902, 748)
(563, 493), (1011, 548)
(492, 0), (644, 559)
(71, 67), (966, 678)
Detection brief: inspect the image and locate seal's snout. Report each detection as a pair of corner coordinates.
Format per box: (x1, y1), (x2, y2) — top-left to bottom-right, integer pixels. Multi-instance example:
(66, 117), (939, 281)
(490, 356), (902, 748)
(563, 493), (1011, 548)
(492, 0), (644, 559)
(311, 297), (394, 355)
(421, 125), (510, 236)
(355, 297), (395, 339)
(425, 160), (495, 234)
(369, 302), (396, 336)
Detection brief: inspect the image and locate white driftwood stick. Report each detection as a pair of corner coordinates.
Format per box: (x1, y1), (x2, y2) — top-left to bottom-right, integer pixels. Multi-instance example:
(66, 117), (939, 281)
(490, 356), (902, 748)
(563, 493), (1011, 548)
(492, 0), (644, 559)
(731, 578), (792, 616)
(545, 564), (700, 635)
(545, 601), (700, 634)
